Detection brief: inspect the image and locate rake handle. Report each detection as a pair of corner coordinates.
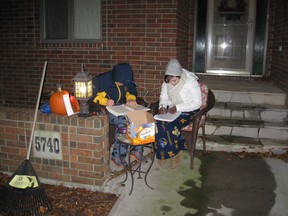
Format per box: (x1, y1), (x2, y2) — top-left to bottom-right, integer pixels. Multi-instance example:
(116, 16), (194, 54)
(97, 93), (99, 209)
(26, 61), (48, 160)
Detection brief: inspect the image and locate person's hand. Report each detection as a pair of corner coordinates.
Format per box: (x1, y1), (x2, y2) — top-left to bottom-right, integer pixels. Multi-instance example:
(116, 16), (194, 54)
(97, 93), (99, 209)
(126, 100), (138, 107)
(168, 106), (177, 114)
(158, 107), (167, 114)
(106, 99), (115, 106)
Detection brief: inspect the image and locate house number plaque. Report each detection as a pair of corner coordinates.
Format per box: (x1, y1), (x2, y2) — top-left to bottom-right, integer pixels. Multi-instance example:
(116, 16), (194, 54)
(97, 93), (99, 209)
(33, 130), (63, 160)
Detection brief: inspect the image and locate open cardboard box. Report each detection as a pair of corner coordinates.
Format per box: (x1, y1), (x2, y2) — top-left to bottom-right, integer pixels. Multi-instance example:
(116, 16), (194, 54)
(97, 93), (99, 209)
(125, 110), (155, 145)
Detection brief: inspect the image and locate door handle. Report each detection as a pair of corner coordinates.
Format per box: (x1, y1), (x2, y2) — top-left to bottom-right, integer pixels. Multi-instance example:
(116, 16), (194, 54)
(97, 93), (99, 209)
(246, 19), (253, 28)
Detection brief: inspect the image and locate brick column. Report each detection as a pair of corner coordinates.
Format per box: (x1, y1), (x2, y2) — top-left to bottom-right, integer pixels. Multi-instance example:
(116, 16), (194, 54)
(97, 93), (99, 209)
(0, 106), (110, 188)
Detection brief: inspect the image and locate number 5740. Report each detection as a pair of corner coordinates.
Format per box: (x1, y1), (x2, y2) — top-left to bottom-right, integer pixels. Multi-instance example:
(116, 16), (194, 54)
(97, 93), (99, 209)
(34, 136), (60, 154)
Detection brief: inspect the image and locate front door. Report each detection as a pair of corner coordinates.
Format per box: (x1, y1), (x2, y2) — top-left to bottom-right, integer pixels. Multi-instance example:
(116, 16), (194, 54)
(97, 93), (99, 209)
(206, 0), (256, 75)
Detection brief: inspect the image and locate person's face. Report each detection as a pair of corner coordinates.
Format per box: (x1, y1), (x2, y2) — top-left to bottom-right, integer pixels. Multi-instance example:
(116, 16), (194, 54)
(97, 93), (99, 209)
(169, 76), (180, 86)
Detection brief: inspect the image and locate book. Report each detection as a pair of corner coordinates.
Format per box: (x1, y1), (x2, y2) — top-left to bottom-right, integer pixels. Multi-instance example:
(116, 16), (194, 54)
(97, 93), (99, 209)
(106, 104), (150, 117)
(154, 112), (181, 122)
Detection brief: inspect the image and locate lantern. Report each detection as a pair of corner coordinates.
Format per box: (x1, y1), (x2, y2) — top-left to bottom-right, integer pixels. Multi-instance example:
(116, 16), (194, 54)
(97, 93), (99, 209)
(73, 64), (93, 117)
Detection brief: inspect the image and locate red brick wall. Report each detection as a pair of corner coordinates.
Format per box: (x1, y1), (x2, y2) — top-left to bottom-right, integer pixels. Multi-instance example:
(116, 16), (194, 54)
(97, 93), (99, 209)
(176, 1), (194, 67)
(0, 106), (110, 187)
(0, 0), (193, 108)
(267, 0), (288, 104)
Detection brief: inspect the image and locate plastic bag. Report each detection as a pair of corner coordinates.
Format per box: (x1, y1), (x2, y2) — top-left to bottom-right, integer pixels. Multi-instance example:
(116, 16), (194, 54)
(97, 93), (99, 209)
(41, 102), (52, 114)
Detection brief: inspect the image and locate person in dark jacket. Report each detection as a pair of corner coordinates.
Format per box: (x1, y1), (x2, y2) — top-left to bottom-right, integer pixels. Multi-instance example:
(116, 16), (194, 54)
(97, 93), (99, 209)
(92, 63), (146, 169)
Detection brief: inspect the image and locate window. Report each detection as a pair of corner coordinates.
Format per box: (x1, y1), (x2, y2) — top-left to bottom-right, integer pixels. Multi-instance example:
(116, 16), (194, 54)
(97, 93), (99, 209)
(41, 0), (102, 42)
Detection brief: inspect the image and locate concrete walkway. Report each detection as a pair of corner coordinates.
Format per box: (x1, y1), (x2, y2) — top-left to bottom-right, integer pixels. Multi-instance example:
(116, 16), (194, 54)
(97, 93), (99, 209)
(106, 150), (288, 216)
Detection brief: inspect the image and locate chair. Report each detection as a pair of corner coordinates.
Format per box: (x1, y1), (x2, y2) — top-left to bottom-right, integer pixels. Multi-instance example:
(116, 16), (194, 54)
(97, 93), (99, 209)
(149, 82), (215, 169)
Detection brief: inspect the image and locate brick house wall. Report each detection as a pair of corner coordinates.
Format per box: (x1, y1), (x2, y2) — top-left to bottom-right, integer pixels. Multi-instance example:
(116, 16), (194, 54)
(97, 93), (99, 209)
(0, 0), (287, 108)
(176, 1), (195, 68)
(267, 0), (288, 105)
(0, 0), (192, 108)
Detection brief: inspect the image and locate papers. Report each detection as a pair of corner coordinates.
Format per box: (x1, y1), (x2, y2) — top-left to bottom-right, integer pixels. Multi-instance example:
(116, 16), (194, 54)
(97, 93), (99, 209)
(63, 94), (77, 116)
(106, 104), (150, 117)
(154, 112), (181, 122)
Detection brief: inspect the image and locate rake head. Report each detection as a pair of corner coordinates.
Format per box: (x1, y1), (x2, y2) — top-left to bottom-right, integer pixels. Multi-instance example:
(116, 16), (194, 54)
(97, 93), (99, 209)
(0, 160), (53, 215)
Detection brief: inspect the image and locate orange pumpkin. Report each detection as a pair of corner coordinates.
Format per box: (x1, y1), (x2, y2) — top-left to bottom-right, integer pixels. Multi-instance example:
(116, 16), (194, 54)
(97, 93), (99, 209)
(49, 87), (70, 115)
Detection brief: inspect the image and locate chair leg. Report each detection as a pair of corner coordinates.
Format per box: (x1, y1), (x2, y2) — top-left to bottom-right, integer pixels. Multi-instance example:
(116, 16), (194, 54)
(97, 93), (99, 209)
(201, 125), (206, 154)
(189, 133), (196, 170)
(190, 150), (194, 170)
(184, 132), (194, 169)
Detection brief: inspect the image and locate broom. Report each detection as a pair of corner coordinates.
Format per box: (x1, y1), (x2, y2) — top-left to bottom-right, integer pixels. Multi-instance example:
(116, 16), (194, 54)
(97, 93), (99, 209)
(0, 61), (53, 215)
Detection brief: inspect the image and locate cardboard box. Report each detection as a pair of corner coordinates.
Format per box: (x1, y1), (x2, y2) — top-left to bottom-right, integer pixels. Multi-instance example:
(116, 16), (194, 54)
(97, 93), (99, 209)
(125, 110), (155, 145)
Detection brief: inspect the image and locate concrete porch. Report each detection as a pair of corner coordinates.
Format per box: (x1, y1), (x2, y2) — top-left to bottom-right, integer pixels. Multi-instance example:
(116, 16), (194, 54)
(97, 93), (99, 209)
(197, 76), (288, 153)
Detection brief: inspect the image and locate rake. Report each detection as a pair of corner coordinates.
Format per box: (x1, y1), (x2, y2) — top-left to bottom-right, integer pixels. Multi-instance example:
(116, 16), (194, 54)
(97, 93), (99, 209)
(0, 61), (53, 215)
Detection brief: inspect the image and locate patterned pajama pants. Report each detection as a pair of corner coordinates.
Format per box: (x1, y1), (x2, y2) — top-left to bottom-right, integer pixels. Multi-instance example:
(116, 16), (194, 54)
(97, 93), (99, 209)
(155, 110), (198, 160)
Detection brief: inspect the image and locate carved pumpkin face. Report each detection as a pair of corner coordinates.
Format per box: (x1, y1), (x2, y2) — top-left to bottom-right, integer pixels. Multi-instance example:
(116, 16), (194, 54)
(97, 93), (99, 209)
(49, 88), (69, 115)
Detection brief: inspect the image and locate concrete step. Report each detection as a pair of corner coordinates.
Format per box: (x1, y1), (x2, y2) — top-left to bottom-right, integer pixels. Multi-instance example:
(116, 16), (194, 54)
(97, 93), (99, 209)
(198, 76), (287, 106)
(213, 90), (286, 106)
(209, 102), (288, 124)
(203, 118), (288, 141)
(195, 135), (288, 154)
(194, 77), (288, 153)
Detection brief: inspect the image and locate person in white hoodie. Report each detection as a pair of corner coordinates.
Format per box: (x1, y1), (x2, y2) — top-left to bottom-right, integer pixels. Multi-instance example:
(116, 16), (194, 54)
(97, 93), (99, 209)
(155, 59), (202, 169)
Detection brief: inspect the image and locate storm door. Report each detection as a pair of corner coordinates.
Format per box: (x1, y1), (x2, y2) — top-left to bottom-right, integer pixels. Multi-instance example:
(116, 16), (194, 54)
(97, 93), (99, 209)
(206, 0), (256, 75)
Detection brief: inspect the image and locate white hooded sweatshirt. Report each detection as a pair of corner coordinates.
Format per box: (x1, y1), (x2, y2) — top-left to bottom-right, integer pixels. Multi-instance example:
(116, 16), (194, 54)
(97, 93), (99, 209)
(159, 69), (202, 112)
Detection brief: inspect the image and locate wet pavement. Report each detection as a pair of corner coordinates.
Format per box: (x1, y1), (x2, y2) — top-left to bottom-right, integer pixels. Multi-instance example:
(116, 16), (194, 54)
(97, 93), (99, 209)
(106, 150), (288, 216)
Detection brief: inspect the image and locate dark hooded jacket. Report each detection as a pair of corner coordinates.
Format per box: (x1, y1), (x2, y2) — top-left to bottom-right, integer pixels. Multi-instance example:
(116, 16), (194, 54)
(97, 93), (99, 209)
(91, 63), (137, 106)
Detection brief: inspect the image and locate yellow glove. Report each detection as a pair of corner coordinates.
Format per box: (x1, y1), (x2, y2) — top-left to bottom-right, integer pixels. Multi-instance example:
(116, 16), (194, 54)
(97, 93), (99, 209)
(93, 92), (108, 106)
(126, 92), (136, 101)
